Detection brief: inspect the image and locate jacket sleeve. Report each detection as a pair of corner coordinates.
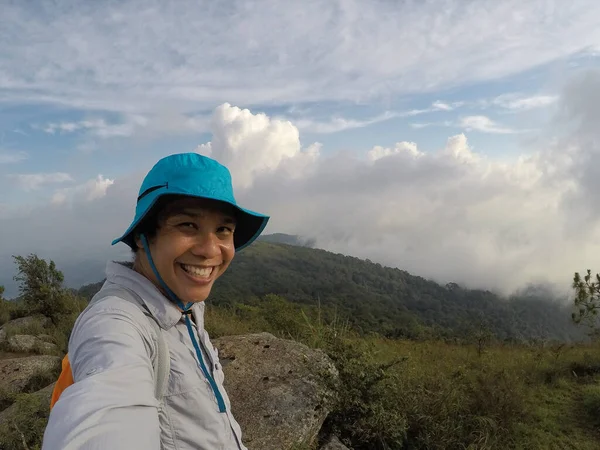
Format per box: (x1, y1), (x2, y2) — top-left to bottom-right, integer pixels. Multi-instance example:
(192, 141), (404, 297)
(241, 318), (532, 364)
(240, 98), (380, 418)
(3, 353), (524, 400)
(42, 298), (160, 450)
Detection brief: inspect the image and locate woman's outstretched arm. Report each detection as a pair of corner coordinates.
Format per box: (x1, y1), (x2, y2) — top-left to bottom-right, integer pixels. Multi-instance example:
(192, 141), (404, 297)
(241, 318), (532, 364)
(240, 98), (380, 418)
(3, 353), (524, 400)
(42, 298), (160, 450)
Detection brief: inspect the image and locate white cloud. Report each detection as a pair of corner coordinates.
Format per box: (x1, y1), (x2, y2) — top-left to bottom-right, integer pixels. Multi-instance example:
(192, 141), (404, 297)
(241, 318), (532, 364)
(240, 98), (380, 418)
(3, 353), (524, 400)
(39, 113), (209, 140)
(196, 103), (319, 189)
(294, 111), (399, 134)
(0, 151), (28, 164)
(293, 101), (460, 134)
(490, 94), (559, 111)
(8, 172), (73, 191)
(41, 117), (142, 138)
(367, 141), (422, 162)
(410, 123), (433, 129)
(51, 175), (115, 206)
(42, 119), (120, 136)
(410, 120), (456, 129)
(402, 102), (462, 117)
(1, 1), (599, 113)
(459, 115), (518, 134)
(410, 116), (523, 133)
(431, 101), (454, 111)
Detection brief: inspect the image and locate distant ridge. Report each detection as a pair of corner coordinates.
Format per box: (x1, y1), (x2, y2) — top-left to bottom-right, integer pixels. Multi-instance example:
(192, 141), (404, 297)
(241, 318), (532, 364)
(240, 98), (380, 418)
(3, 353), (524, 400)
(257, 233), (315, 248)
(75, 239), (584, 343)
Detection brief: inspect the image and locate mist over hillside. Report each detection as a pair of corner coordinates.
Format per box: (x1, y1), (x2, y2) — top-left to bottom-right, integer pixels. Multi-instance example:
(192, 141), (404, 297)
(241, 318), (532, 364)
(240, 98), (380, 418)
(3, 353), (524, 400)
(73, 235), (584, 343)
(257, 233), (316, 248)
(3, 234), (572, 304)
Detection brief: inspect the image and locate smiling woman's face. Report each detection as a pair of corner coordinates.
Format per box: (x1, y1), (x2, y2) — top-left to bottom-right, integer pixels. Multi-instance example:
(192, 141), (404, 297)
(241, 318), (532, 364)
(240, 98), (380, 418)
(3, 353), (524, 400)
(134, 196), (237, 304)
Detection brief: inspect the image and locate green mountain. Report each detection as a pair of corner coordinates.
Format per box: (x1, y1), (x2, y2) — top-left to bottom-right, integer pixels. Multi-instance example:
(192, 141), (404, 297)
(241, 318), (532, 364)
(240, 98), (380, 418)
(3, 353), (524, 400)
(256, 232), (315, 247)
(77, 237), (584, 342)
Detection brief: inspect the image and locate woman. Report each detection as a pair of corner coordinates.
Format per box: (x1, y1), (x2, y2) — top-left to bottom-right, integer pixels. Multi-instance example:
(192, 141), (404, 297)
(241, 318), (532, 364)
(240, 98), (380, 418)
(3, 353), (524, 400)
(42, 153), (269, 450)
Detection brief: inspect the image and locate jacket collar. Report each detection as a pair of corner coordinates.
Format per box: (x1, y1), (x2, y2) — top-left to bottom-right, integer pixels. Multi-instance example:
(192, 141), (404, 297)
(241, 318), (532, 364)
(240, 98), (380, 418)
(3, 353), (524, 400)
(104, 260), (205, 331)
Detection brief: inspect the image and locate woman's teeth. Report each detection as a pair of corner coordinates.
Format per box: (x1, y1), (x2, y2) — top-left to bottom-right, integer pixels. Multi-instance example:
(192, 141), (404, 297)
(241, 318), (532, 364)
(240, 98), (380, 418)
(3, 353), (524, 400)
(181, 264), (213, 278)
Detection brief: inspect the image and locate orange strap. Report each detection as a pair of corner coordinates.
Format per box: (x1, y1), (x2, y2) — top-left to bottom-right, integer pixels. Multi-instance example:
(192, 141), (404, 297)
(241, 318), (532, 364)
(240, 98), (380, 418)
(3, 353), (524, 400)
(50, 354), (74, 410)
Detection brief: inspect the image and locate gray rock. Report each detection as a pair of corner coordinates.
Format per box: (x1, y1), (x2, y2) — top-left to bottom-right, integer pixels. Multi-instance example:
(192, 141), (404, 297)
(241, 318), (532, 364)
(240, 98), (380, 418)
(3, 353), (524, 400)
(36, 341), (59, 355)
(320, 435), (350, 450)
(0, 315), (52, 344)
(37, 334), (54, 343)
(214, 332), (339, 450)
(0, 355), (61, 395)
(0, 315), (51, 333)
(7, 335), (37, 352)
(7, 335), (57, 354)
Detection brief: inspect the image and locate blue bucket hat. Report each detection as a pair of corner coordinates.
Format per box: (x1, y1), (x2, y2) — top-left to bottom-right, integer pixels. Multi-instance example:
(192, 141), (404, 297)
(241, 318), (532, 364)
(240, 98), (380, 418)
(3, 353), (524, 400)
(111, 152), (269, 251)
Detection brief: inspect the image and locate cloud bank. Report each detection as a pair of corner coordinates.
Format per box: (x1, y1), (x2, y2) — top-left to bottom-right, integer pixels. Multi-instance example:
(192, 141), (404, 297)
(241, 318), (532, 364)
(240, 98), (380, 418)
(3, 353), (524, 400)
(2, 71), (600, 299)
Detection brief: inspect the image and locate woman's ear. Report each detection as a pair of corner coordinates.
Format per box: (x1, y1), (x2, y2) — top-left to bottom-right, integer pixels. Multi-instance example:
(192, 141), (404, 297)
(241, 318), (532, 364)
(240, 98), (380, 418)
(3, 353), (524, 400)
(134, 233), (143, 250)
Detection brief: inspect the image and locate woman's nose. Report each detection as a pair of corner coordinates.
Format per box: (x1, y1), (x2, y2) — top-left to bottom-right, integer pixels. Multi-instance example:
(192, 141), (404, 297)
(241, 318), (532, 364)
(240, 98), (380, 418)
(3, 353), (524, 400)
(190, 233), (220, 258)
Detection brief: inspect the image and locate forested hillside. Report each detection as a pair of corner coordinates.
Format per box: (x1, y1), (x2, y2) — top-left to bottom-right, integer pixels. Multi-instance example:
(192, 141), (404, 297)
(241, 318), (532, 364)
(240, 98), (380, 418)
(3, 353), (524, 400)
(78, 237), (584, 342)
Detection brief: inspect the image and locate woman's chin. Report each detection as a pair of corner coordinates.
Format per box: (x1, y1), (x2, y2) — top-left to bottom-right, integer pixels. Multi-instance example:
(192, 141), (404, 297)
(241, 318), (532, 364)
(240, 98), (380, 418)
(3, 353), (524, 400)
(177, 288), (211, 304)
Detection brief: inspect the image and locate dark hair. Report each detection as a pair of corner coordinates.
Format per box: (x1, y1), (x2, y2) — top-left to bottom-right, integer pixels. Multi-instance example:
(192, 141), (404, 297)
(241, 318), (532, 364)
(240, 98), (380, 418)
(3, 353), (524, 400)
(130, 195), (186, 252)
(131, 194), (238, 253)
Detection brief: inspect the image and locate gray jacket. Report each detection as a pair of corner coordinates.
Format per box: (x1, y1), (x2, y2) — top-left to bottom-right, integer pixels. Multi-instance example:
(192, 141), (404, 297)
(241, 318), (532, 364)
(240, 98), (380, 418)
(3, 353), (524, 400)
(42, 261), (247, 450)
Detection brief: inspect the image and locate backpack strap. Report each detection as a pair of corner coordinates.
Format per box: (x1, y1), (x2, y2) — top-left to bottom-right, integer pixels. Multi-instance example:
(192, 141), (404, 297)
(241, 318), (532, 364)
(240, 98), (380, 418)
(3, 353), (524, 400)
(146, 315), (170, 403)
(90, 283), (171, 403)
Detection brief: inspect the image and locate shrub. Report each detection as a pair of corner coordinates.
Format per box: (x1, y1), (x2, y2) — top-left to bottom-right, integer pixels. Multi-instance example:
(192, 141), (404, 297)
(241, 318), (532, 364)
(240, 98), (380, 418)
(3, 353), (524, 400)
(323, 337), (409, 449)
(0, 286), (11, 326)
(582, 384), (600, 426)
(0, 392), (51, 450)
(11, 254), (78, 323)
(0, 387), (16, 412)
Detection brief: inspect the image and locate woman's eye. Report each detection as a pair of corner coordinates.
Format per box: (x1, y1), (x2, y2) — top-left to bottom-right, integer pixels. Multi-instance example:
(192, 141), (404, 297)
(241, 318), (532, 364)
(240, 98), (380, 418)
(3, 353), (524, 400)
(178, 222), (197, 229)
(218, 226), (234, 234)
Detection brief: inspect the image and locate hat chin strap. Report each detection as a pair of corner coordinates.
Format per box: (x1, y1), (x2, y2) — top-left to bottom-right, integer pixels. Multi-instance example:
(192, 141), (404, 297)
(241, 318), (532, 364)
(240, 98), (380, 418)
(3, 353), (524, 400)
(139, 235), (227, 413)
(140, 234), (193, 312)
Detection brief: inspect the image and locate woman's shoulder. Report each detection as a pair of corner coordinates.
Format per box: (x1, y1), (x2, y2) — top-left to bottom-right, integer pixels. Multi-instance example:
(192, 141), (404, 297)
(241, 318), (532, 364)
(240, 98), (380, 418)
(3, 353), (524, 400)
(71, 286), (156, 349)
(84, 286), (148, 320)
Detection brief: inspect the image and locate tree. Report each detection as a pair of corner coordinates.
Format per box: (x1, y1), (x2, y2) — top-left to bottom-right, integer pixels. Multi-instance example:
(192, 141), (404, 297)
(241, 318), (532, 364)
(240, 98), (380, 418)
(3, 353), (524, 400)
(571, 270), (600, 333)
(12, 254), (70, 320)
(0, 285), (9, 325)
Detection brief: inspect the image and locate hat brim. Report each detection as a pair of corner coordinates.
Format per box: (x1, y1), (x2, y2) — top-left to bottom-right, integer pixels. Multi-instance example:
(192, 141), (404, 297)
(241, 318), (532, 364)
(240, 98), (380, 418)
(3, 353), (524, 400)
(112, 191), (269, 252)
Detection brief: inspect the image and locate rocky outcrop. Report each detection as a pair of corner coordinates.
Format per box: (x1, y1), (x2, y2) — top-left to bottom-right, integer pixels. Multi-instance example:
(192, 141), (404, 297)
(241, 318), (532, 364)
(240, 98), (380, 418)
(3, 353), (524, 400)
(7, 335), (57, 354)
(0, 315), (51, 333)
(0, 355), (60, 395)
(37, 334), (54, 343)
(320, 435), (350, 450)
(0, 315), (52, 342)
(214, 332), (339, 450)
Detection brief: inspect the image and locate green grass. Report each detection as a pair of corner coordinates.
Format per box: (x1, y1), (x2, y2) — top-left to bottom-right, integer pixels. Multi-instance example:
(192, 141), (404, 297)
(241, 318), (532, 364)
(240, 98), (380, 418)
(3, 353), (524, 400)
(336, 338), (600, 449)
(515, 386), (585, 449)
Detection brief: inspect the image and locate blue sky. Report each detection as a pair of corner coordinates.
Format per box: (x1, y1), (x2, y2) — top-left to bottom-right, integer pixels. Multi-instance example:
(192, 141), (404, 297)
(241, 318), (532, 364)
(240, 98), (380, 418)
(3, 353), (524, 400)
(2, 0), (600, 298)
